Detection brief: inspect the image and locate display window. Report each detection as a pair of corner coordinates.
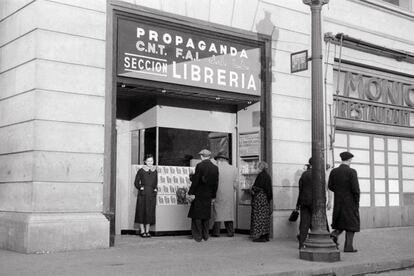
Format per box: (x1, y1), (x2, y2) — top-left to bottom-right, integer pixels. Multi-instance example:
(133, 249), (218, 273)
(334, 131), (414, 207)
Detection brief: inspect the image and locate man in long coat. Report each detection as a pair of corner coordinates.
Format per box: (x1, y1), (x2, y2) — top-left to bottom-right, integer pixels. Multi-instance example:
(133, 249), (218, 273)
(328, 151), (360, 252)
(296, 158), (313, 249)
(211, 151), (238, 237)
(188, 149), (219, 242)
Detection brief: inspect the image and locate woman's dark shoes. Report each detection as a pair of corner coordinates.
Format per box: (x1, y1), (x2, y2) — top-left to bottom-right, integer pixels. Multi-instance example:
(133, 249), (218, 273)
(253, 235), (268, 242)
(140, 233), (145, 238)
(344, 248), (358, 253)
(253, 237), (266, 242)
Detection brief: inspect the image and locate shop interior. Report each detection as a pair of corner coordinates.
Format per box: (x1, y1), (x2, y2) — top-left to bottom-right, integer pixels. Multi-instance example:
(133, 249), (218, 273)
(114, 81), (262, 235)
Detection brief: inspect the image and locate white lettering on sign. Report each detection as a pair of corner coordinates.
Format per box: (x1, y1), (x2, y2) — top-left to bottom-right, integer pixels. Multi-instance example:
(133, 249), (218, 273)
(124, 53), (168, 76)
(136, 27), (250, 59)
(171, 61), (256, 90)
(118, 18), (263, 95)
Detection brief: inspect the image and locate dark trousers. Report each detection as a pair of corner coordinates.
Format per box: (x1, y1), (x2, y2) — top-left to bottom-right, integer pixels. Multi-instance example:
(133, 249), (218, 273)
(298, 206), (330, 248)
(191, 219), (210, 241)
(299, 205), (312, 248)
(331, 229), (356, 251)
(212, 221), (234, 237)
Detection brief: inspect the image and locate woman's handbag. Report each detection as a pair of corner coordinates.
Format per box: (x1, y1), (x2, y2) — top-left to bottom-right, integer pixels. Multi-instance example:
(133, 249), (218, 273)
(288, 209), (299, 222)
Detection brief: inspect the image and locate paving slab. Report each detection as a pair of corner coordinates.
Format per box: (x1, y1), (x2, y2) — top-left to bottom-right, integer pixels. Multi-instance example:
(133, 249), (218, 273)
(0, 226), (413, 276)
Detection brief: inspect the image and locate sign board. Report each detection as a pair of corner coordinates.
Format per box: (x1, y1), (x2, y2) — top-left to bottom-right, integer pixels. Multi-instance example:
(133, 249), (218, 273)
(291, 50), (308, 73)
(333, 69), (414, 127)
(117, 17), (262, 96)
(239, 132), (260, 156)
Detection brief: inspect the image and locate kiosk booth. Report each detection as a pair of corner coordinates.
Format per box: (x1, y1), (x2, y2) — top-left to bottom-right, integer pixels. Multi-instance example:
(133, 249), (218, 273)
(110, 6), (272, 236)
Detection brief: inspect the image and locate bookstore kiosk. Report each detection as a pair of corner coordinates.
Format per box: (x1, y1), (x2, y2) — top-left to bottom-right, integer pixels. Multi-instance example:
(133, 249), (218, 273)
(111, 7), (271, 236)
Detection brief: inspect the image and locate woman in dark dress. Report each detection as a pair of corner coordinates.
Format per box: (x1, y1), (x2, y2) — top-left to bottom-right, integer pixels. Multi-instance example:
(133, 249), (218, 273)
(250, 161), (273, 242)
(135, 154), (158, 238)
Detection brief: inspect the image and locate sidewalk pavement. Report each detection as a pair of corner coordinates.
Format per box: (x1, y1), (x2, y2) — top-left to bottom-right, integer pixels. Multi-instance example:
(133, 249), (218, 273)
(1, 226), (414, 276)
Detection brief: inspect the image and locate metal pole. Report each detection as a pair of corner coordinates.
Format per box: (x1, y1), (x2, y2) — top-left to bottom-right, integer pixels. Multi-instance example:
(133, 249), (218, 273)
(301, 0), (340, 262)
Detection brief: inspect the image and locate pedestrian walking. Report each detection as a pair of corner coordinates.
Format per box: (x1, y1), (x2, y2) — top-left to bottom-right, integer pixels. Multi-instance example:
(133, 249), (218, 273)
(296, 158), (313, 249)
(328, 151), (360, 252)
(187, 149), (219, 242)
(134, 154), (158, 238)
(250, 161), (273, 242)
(211, 151), (238, 237)
(295, 158), (332, 249)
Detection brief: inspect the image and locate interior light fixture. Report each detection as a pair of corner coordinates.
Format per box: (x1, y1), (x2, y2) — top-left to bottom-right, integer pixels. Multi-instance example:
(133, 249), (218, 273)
(161, 89), (167, 93)
(215, 97), (221, 100)
(121, 83), (126, 88)
(247, 101), (252, 104)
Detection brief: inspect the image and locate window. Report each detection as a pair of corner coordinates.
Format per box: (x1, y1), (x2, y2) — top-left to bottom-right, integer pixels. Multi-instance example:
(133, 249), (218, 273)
(333, 132), (413, 207)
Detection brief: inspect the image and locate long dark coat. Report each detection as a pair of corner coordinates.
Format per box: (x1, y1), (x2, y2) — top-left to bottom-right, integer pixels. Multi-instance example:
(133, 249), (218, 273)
(250, 170), (273, 237)
(134, 167), (158, 225)
(188, 159), (219, 220)
(296, 169), (312, 208)
(328, 164), (360, 232)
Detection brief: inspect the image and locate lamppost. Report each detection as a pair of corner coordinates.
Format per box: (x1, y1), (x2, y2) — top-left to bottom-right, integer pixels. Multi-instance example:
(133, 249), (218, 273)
(300, 0), (340, 262)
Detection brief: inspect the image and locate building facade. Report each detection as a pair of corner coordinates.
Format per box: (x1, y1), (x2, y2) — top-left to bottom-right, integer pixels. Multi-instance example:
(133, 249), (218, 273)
(0, 0), (414, 253)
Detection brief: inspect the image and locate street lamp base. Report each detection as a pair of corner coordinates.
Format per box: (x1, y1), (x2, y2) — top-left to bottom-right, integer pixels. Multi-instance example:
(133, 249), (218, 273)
(300, 232), (340, 262)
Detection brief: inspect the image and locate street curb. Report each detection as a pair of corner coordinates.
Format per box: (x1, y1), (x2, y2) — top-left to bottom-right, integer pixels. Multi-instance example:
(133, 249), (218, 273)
(254, 258), (414, 276)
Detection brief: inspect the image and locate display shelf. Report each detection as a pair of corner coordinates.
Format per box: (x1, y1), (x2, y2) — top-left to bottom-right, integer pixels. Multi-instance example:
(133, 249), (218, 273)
(238, 155), (259, 205)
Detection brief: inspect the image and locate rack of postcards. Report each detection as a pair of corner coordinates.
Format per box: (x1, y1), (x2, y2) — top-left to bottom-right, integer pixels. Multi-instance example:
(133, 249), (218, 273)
(239, 156), (260, 205)
(156, 166), (195, 206)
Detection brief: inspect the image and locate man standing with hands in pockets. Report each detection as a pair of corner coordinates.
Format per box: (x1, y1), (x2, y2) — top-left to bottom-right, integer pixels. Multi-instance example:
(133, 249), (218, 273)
(187, 149), (219, 242)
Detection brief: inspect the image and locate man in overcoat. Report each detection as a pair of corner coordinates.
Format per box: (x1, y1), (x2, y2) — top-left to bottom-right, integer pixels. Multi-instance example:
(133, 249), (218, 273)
(296, 158), (313, 249)
(211, 151), (238, 237)
(188, 149), (219, 242)
(328, 151), (360, 252)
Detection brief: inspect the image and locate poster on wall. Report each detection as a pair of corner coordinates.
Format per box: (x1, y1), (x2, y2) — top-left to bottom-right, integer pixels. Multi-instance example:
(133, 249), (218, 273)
(117, 17), (262, 96)
(239, 132), (260, 156)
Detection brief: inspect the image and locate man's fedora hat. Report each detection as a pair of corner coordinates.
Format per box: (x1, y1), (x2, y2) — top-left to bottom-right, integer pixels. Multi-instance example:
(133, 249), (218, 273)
(214, 151), (229, 160)
(198, 149), (211, 157)
(340, 151), (354, 161)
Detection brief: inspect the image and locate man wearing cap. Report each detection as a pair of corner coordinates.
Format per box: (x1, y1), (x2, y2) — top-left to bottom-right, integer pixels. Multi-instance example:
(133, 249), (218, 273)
(328, 151), (360, 252)
(211, 151), (238, 237)
(188, 149), (219, 242)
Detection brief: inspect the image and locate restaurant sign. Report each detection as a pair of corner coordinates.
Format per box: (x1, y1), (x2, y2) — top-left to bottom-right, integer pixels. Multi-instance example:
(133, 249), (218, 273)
(117, 18), (262, 95)
(334, 70), (414, 127)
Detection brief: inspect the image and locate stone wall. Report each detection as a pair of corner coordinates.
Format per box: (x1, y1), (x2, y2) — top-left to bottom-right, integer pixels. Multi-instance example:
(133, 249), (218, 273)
(0, 0), (108, 253)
